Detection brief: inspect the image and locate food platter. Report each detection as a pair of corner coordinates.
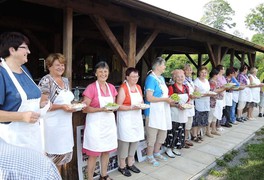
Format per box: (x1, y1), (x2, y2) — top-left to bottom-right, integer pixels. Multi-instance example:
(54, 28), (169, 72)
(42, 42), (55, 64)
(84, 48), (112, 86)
(104, 103), (120, 111)
(71, 103), (86, 111)
(135, 103), (150, 110)
(181, 104), (194, 109)
(224, 83), (236, 88)
(170, 93), (180, 102)
(206, 91), (217, 95)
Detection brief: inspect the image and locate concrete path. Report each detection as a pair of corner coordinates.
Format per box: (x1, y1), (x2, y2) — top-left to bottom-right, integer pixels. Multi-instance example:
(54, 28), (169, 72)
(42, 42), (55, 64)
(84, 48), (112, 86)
(109, 112), (264, 180)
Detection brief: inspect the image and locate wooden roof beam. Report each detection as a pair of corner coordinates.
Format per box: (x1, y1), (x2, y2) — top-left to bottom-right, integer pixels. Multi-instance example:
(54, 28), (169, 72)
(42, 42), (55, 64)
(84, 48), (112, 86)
(91, 15), (128, 66)
(136, 30), (159, 64)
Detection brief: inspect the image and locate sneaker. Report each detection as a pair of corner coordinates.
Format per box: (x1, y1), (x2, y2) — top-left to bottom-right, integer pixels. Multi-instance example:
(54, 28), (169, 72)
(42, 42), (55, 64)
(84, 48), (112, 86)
(217, 127), (225, 131)
(172, 149), (181, 156)
(154, 153), (168, 161)
(165, 148), (176, 158)
(231, 121), (239, 125)
(146, 156), (159, 166)
(258, 113), (263, 117)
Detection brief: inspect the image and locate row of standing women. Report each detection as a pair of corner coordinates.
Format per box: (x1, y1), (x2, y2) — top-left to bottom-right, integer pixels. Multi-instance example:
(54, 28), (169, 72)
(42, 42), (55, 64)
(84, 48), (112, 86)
(1, 32), (264, 180)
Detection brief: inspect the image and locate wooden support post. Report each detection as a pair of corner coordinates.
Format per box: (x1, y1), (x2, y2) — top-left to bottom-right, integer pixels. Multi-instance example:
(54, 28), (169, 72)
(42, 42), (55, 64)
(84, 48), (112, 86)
(124, 23), (137, 67)
(230, 49), (234, 68)
(63, 7), (73, 88)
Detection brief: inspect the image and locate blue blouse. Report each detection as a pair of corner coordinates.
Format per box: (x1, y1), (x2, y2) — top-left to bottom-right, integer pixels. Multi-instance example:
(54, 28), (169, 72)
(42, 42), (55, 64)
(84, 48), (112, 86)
(0, 65), (41, 112)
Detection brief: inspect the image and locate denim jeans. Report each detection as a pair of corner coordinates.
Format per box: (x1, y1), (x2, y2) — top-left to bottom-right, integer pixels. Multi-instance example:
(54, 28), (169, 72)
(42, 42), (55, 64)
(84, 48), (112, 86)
(230, 101), (237, 123)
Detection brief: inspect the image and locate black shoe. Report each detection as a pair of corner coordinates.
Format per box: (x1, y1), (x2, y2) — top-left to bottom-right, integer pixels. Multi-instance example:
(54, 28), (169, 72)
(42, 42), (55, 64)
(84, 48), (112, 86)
(222, 123), (232, 128)
(127, 164), (141, 173)
(236, 117), (243, 122)
(118, 167), (131, 177)
(258, 113), (263, 117)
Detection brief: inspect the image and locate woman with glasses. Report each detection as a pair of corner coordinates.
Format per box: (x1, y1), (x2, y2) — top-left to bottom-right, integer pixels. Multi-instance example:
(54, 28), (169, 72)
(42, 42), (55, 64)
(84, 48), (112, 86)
(116, 67), (144, 177)
(0, 32), (44, 152)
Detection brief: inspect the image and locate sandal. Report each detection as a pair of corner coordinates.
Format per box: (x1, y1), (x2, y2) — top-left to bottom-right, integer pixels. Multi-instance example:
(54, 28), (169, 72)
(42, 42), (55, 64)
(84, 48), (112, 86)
(118, 167), (131, 177)
(146, 156), (159, 167)
(99, 175), (113, 180)
(185, 140), (193, 146)
(192, 136), (201, 143)
(154, 153), (168, 161)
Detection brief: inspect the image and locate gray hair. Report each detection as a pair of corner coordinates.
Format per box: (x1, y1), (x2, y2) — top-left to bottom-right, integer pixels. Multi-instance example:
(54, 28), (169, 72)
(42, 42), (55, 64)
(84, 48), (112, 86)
(152, 57), (165, 70)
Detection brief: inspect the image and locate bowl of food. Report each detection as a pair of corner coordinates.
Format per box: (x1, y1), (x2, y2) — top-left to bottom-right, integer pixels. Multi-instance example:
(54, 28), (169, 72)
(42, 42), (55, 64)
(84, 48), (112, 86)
(71, 103), (86, 111)
(104, 103), (120, 111)
(224, 83), (236, 88)
(170, 93), (180, 102)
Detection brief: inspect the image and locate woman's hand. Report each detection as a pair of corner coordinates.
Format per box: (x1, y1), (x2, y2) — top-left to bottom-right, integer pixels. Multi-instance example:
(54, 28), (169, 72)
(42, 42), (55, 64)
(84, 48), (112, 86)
(22, 111), (40, 123)
(61, 104), (76, 112)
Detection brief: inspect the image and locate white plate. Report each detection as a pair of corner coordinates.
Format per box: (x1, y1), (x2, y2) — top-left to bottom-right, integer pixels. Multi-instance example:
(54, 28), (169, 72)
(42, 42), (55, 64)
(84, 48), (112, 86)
(135, 104), (150, 109)
(71, 103), (86, 111)
(105, 105), (119, 111)
(181, 104), (193, 109)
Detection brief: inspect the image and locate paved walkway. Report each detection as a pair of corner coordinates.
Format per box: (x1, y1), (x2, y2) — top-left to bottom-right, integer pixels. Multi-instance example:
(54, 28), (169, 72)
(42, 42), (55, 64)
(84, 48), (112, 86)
(109, 112), (264, 180)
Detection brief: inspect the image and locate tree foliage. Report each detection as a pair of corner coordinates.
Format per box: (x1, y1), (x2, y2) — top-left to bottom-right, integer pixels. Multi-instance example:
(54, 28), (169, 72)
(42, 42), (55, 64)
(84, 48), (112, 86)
(245, 3), (264, 34)
(251, 34), (264, 46)
(200, 0), (236, 31)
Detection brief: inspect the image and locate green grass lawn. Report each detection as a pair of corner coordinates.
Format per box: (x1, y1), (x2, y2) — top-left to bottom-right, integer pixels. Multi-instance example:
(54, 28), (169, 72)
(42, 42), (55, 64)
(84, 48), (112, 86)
(204, 127), (264, 180)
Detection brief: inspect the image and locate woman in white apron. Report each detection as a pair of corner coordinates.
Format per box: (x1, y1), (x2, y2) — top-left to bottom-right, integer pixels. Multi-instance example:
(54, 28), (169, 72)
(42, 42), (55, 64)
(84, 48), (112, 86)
(223, 68), (236, 126)
(116, 67), (144, 177)
(248, 67), (263, 120)
(193, 66), (211, 142)
(82, 61), (118, 180)
(183, 64), (196, 147)
(144, 57), (174, 167)
(0, 32), (43, 152)
(208, 69), (225, 137)
(164, 69), (190, 158)
(38, 53), (76, 171)
(237, 65), (252, 121)
(258, 80), (264, 117)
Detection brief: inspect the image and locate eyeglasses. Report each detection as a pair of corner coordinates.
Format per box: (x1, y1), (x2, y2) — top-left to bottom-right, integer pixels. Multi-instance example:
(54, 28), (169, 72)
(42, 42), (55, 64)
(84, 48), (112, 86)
(129, 76), (140, 78)
(18, 46), (30, 51)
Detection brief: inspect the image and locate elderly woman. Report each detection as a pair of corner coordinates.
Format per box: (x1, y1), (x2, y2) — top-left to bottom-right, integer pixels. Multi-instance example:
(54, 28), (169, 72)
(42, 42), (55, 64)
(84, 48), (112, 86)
(82, 61), (117, 180)
(237, 65), (252, 122)
(116, 67), (144, 177)
(144, 57), (174, 167)
(207, 69), (225, 137)
(259, 80), (264, 117)
(192, 66), (211, 142)
(164, 69), (190, 158)
(38, 53), (75, 171)
(183, 64), (196, 147)
(0, 32), (43, 152)
(248, 67), (263, 120)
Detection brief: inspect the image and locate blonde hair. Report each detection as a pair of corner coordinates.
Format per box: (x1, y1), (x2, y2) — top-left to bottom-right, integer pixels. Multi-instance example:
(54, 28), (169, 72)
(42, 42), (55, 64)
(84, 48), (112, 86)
(45, 53), (66, 68)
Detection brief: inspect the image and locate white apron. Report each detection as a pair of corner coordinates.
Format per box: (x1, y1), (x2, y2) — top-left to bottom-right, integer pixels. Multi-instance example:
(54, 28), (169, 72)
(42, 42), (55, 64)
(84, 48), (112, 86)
(43, 89), (74, 154)
(239, 76), (252, 102)
(225, 92), (233, 106)
(213, 99), (224, 120)
(249, 74), (261, 103)
(83, 81), (117, 152)
(232, 91), (239, 103)
(0, 59), (42, 152)
(185, 79), (195, 117)
(149, 73), (172, 130)
(117, 82), (144, 142)
(194, 78), (210, 112)
(171, 93), (188, 123)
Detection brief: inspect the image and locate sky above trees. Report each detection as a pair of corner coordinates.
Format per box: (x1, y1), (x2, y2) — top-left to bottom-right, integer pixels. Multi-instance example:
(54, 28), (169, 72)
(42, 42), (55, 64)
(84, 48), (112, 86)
(139, 0), (263, 39)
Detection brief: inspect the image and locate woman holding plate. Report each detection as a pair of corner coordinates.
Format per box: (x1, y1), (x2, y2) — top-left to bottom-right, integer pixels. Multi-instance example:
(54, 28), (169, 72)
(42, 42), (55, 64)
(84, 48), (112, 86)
(82, 61), (118, 180)
(38, 53), (76, 172)
(116, 67), (144, 177)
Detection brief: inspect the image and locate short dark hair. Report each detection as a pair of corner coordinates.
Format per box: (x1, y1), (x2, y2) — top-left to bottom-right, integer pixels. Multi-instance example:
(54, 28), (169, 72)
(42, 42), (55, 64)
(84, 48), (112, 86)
(94, 61), (109, 72)
(209, 69), (219, 78)
(239, 65), (248, 72)
(216, 64), (224, 71)
(0, 32), (30, 58)
(226, 67), (235, 76)
(125, 67), (139, 76)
